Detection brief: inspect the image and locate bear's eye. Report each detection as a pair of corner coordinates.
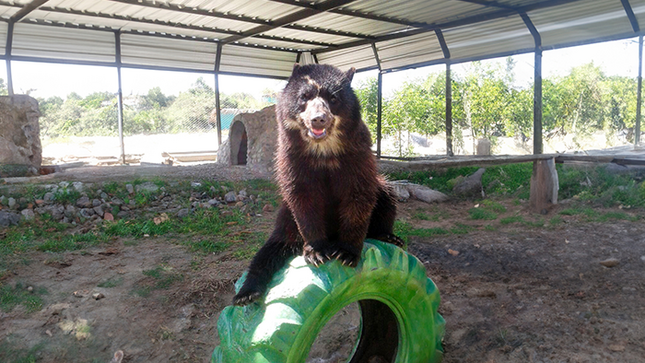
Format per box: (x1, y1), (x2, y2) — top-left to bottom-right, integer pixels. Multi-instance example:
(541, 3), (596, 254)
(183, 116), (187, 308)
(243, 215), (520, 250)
(329, 94), (338, 104)
(300, 92), (312, 103)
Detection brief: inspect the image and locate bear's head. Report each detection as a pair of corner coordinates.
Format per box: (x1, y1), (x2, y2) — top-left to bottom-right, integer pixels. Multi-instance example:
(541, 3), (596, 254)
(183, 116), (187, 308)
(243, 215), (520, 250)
(277, 64), (359, 156)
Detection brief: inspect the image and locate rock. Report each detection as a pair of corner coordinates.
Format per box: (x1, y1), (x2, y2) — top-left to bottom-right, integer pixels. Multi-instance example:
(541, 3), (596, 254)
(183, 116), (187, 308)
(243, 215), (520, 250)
(26, 286), (33, 292)
(600, 258), (620, 268)
(177, 208), (190, 218)
(641, 256), (645, 263)
(207, 199), (220, 207)
(0, 211), (19, 227)
(93, 205), (104, 217)
(608, 344), (625, 352)
(72, 182), (84, 191)
(262, 204), (274, 213)
(389, 182), (411, 202)
(92, 293), (105, 300)
(135, 182), (159, 193)
(448, 249), (459, 256)
(103, 212), (114, 221)
(476, 138), (491, 155)
(0, 95), (42, 169)
(116, 211), (130, 219)
(224, 191), (237, 203)
(453, 168), (486, 198)
(239, 189), (248, 198)
(8, 197), (16, 209)
(76, 196), (91, 208)
(43, 192), (55, 202)
(111, 198), (123, 206)
(79, 208), (95, 219)
(125, 184), (134, 194)
(91, 199), (101, 207)
(21, 209), (35, 220)
(49, 205), (65, 220)
(59, 181), (69, 188)
(100, 192), (108, 200)
(64, 205), (77, 218)
(407, 184), (449, 203)
(191, 182), (202, 188)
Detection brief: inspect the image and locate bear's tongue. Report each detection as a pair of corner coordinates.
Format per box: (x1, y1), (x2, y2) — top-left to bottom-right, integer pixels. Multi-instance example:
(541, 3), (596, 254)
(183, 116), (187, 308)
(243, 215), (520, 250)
(311, 128), (325, 136)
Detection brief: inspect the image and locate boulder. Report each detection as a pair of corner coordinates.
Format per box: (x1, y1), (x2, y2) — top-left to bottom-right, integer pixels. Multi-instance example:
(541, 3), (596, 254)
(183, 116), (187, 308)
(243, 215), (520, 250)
(453, 168), (486, 198)
(0, 95), (42, 175)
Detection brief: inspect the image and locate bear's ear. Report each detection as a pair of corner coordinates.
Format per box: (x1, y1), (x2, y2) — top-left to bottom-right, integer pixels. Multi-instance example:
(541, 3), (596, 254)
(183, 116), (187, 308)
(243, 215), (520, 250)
(292, 63), (301, 74)
(345, 67), (356, 83)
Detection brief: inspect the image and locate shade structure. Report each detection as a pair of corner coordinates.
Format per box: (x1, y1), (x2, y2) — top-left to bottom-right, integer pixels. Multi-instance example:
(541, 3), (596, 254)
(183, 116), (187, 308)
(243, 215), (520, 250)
(0, 0), (642, 78)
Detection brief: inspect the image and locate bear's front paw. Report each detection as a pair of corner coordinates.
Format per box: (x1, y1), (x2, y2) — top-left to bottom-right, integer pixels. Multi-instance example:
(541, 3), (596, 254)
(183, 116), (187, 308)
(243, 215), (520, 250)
(303, 241), (360, 268)
(377, 233), (406, 248)
(233, 276), (265, 306)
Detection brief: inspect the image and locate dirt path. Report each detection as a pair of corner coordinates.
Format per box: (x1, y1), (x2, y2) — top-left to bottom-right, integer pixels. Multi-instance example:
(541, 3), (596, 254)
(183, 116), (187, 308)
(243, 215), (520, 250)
(1, 200), (644, 362)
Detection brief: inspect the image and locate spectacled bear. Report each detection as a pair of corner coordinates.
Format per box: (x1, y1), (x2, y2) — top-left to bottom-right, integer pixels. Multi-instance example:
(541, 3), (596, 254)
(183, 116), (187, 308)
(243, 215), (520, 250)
(233, 64), (404, 306)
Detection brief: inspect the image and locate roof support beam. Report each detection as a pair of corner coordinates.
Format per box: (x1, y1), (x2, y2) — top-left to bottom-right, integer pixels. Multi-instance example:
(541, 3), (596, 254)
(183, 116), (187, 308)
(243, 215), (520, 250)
(267, 0), (436, 28)
(455, 0), (519, 11)
(620, 0), (640, 33)
(436, 28), (453, 156)
(34, 5), (337, 48)
(221, 0), (359, 44)
(108, 0), (269, 26)
(313, 0), (580, 55)
(10, 0), (48, 22)
(371, 43), (383, 158)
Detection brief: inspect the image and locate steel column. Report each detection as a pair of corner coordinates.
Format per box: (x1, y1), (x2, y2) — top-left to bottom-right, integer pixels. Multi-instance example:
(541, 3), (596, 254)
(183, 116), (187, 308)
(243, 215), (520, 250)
(636, 34), (643, 146)
(446, 62), (453, 156)
(115, 32), (126, 164)
(377, 71), (383, 158)
(5, 21), (13, 96)
(215, 43), (223, 147)
(534, 48), (543, 154)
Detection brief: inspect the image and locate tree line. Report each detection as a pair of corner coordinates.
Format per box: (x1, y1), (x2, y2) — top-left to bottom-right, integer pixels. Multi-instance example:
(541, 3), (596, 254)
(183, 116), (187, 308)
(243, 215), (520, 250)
(355, 58), (639, 156)
(36, 77), (274, 139)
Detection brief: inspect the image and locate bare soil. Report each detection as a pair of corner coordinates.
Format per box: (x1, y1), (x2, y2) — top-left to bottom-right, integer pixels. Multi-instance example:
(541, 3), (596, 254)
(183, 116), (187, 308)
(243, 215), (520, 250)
(1, 198), (645, 363)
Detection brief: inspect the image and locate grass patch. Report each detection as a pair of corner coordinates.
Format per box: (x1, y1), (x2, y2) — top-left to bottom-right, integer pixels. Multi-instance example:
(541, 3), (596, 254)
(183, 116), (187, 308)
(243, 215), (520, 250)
(135, 265), (184, 296)
(0, 338), (44, 363)
(0, 282), (46, 313)
(97, 277), (123, 288)
(500, 215), (524, 225)
(468, 208), (498, 220)
(450, 223), (474, 234)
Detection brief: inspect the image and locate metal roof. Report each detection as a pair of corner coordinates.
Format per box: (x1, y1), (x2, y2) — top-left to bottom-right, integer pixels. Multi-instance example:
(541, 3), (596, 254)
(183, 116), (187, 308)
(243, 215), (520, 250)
(0, 0), (644, 79)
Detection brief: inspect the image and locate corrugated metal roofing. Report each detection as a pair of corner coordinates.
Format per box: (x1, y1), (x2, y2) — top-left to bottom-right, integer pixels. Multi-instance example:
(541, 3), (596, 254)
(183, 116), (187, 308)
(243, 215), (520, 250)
(0, 0), (643, 78)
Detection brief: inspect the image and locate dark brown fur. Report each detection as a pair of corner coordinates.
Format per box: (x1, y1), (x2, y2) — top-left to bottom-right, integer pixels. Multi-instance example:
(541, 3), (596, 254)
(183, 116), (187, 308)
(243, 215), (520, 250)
(233, 64), (402, 306)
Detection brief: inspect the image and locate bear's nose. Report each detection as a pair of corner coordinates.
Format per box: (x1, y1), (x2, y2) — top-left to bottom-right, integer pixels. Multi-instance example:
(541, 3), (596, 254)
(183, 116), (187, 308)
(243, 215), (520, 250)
(310, 113), (328, 128)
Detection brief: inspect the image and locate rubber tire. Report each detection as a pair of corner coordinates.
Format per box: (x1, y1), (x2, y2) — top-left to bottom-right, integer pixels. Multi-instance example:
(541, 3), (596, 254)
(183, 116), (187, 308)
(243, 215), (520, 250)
(212, 239), (445, 363)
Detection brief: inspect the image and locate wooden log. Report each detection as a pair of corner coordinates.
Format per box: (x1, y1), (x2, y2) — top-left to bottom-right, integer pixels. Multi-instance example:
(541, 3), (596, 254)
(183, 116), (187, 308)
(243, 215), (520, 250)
(529, 158), (558, 213)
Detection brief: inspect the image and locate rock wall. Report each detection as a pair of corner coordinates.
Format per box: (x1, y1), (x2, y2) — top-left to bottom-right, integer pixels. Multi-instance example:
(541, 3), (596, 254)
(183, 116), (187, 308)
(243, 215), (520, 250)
(217, 105), (278, 172)
(0, 95), (42, 173)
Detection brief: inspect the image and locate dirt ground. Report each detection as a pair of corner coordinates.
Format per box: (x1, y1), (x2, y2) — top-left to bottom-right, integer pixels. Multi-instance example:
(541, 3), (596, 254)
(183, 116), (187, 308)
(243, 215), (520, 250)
(1, 197), (645, 363)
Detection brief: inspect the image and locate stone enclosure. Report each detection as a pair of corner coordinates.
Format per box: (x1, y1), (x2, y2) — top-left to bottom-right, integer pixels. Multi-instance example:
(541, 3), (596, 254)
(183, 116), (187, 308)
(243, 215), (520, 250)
(0, 95), (42, 176)
(217, 105), (278, 172)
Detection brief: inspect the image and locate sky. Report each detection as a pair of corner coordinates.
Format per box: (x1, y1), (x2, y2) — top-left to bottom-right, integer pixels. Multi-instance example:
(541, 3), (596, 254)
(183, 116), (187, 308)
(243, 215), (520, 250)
(6, 37), (642, 101)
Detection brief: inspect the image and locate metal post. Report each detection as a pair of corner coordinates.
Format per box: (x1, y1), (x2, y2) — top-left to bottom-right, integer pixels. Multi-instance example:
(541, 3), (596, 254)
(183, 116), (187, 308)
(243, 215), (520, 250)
(636, 34), (643, 146)
(376, 71), (383, 158)
(215, 43), (223, 147)
(446, 62), (453, 156)
(5, 21), (14, 96)
(533, 47), (543, 154)
(115, 32), (126, 164)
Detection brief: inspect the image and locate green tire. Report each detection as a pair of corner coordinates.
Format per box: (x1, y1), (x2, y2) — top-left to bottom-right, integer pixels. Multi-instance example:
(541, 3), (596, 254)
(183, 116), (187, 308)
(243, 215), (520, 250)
(212, 239), (445, 363)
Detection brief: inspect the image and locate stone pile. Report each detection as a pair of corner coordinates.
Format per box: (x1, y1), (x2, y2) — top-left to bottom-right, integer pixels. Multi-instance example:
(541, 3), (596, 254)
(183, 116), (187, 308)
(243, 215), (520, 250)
(0, 181), (272, 227)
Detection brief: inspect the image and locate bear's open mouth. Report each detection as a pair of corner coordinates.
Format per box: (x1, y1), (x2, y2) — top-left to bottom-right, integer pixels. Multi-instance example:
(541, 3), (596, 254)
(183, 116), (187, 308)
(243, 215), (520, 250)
(308, 128), (327, 139)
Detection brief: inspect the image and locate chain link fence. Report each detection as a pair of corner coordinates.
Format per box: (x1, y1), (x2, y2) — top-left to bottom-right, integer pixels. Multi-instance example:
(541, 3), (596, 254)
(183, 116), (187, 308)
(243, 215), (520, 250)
(29, 66), (280, 166)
